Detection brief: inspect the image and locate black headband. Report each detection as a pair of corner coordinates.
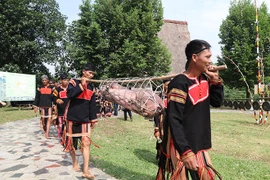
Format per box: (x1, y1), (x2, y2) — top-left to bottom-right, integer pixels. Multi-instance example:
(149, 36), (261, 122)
(194, 47), (208, 54)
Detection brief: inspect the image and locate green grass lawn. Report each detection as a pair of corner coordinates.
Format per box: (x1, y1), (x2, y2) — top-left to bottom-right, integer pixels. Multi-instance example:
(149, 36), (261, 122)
(91, 111), (270, 180)
(1, 107), (270, 180)
(0, 106), (36, 124)
(211, 111), (270, 180)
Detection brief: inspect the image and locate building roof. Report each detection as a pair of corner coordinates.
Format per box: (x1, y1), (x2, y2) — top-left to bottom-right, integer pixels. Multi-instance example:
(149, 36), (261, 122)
(163, 19), (188, 25)
(158, 19), (190, 74)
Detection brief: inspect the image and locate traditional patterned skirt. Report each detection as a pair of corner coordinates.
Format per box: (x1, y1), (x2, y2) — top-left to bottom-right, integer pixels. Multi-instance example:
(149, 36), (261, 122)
(156, 136), (222, 180)
(39, 107), (52, 131)
(40, 107), (52, 119)
(63, 120), (91, 152)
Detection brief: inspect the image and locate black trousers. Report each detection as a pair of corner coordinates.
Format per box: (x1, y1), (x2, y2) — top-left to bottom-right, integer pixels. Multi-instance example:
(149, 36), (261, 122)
(123, 109), (132, 120)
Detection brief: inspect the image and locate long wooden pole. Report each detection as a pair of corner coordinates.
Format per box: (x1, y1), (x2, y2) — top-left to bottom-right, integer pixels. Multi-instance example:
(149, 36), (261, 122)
(77, 65), (227, 84)
(78, 73), (179, 83)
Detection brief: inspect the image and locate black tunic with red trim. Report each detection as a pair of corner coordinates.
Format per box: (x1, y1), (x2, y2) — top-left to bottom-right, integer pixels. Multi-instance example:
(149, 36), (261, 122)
(167, 73), (223, 155)
(33, 85), (54, 107)
(53, 86), (69, 116)
(66, 79), (97, 123)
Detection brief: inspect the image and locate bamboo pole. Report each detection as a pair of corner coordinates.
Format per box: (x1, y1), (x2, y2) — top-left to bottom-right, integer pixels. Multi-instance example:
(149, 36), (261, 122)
(77, 65), (227, 84)
(77, 73), (180, 84)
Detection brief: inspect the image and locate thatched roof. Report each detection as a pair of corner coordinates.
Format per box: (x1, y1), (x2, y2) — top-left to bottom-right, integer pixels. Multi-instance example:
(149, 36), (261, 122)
(158, 19), (190, 75)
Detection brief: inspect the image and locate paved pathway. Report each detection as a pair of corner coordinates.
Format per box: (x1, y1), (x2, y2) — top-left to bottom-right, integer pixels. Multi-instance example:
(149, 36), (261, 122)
(0, 117), (117, 180)
(0, 109), (251, 180)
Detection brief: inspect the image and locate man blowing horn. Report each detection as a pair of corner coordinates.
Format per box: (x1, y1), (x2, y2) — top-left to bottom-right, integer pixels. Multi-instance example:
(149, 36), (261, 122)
(156, 39), (224, 180)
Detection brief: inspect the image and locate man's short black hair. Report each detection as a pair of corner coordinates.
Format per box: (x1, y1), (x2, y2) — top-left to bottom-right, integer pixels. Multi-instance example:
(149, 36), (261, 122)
(60, 73), (69, 80)
(185, 39), (211, 70)
(83, 62), (95, 72)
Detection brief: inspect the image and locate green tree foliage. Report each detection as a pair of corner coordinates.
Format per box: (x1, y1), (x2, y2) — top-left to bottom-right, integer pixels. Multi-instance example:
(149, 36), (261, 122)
(68, 0), (171, 79)
(223, 85), (246, 99)
(218, 0), (270, 97)
(54, 28), (77, 79)
(0, 0), (66, 75)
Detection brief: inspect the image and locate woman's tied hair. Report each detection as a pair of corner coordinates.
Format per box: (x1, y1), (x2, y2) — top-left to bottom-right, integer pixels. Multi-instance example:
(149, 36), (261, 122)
(185, 39), (211, 70)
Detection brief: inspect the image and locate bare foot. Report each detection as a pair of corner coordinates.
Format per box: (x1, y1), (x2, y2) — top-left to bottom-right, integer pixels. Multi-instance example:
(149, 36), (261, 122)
(82, 173), (95, 179)
(45, 134), (50, 139)
(40, 123), (44, 132)
(73, 164), (81, 172)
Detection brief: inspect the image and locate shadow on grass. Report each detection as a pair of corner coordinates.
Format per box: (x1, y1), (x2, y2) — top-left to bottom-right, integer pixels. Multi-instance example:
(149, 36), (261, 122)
(2, 107), (32, 112)
(230, 119), (258, 125)
(2, 108), (21, 111)
(92, 159), (155, 180)
(134, 148), (157, 165)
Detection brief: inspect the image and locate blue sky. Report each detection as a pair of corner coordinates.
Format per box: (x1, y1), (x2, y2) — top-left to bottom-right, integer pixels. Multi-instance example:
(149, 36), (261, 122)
(55, 0), (270, 63)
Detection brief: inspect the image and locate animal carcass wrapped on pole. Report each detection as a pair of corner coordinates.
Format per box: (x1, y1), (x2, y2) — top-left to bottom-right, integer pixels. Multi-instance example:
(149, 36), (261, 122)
(99, 83), (164, 119)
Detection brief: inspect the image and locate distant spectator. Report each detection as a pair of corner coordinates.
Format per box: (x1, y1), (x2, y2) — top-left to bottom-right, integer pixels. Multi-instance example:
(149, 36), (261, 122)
(95, 91), (103, 118)
(123, 107), (132, 121)
(113, 103), (119, 116)
(103, 100), (113, 118)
